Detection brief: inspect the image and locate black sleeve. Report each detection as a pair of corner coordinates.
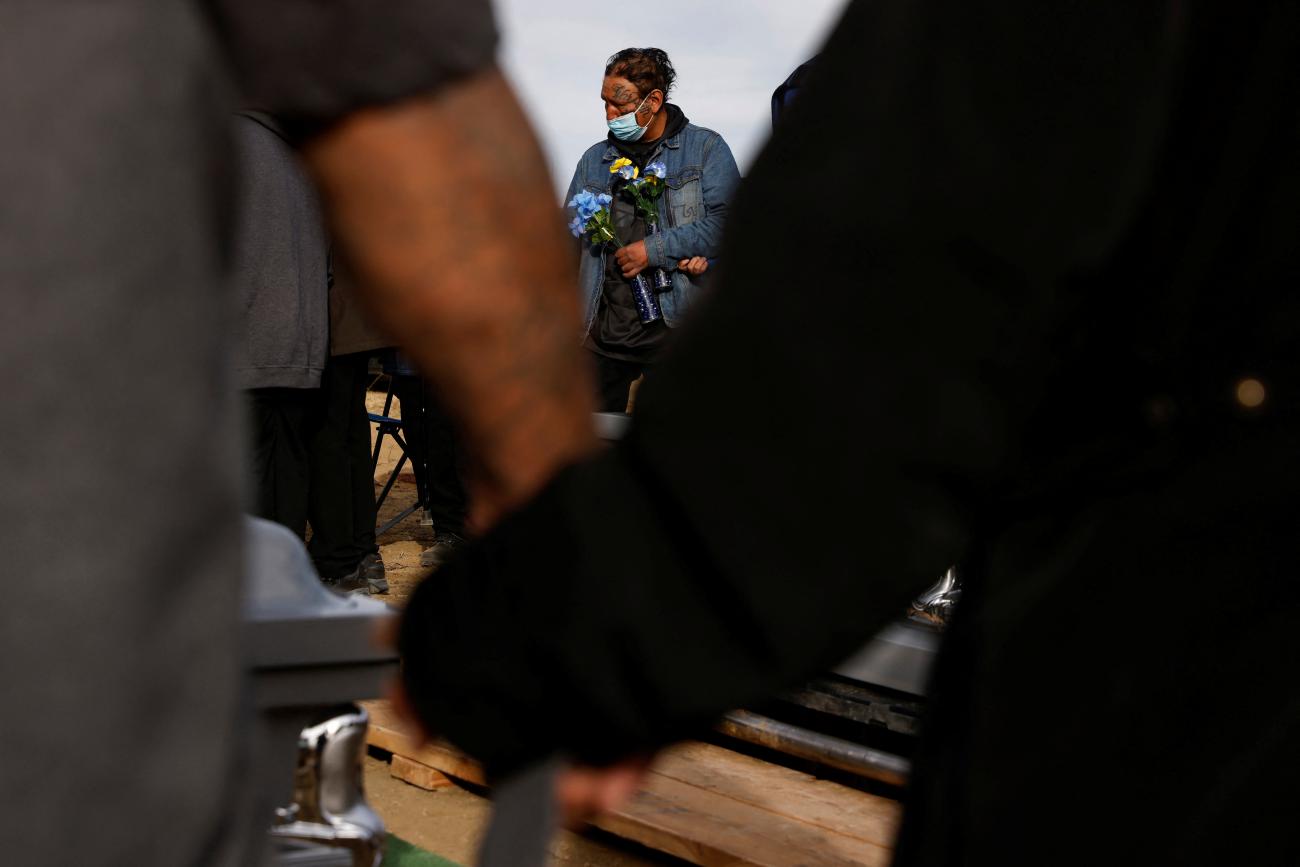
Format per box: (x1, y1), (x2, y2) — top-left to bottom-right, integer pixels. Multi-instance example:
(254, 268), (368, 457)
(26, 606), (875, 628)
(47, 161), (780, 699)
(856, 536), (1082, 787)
(400, 0), (1178, 776)
(204, 0), (497, 137)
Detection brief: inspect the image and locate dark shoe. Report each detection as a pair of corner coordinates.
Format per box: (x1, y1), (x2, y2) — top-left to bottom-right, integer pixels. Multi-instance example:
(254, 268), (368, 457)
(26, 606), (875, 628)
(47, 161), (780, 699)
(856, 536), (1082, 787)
(418, 530), (465, 567)
(321, 562), (370, 595)
(360, 553), (388, 594)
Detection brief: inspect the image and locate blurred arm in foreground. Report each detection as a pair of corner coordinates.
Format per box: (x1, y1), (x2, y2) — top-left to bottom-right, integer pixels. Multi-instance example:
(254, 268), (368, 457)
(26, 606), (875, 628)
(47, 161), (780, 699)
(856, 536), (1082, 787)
(213, 1), (596, 531)
(300, 72), (596, 530)
(214, 0), (604, 817)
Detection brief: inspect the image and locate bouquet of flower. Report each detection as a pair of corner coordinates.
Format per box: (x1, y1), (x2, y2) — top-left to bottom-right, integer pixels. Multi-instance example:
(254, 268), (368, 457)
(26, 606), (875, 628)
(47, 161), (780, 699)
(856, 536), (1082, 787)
(568, 188), (662, 324)
(609, 159), (673, 294)
(612, 158), (666, 223)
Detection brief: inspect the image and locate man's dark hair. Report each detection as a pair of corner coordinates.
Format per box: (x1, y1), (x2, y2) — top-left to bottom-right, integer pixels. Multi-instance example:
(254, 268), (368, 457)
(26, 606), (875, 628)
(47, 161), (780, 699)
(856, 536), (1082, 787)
(605, 48), (676, 100)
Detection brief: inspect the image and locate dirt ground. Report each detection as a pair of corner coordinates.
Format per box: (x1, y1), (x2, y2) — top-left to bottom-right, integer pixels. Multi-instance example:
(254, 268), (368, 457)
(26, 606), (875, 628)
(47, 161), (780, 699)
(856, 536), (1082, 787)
(363, 389), (681, 866)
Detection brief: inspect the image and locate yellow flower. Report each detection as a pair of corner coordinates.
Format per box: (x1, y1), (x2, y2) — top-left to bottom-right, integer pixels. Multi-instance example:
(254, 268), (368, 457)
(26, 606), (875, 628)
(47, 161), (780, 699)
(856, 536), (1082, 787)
(610, 157), (633, 174)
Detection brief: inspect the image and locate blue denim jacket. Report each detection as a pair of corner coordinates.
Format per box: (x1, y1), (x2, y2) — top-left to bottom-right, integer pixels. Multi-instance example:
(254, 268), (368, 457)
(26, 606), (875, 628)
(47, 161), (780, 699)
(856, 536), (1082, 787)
(565, 122), (740, 330)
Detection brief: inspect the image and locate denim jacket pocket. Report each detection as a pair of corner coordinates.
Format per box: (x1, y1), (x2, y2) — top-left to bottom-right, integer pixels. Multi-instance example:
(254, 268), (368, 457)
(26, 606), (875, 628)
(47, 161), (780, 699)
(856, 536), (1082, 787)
(666, 167), (703, 226)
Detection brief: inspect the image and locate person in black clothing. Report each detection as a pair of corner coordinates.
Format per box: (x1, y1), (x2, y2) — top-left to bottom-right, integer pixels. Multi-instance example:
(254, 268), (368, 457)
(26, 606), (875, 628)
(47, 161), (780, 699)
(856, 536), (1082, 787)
(771, 57), (817, 126)
(385, 354), (470, 555)
(306, 267), (392, 593)
(399, 2), (1300, 862)
(306, 352), (388, 593)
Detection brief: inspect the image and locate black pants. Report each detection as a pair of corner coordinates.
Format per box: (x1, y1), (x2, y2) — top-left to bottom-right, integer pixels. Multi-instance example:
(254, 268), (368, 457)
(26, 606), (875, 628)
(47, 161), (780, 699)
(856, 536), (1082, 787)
(391, 375), (467, 535)
(246, 387), (317, 537)
(591, 352), (651, 413)
(306, 353), (379, 581)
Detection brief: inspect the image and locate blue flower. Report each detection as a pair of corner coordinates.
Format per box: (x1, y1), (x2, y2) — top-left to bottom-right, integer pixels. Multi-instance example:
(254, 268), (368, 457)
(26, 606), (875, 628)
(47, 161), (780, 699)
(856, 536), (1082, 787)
(568, 190), (607, 223)
(616, 163), (638, 181)
(646, 161), (667, 179)
(568, 215), (585, 237)
(567, 190), (592, 215)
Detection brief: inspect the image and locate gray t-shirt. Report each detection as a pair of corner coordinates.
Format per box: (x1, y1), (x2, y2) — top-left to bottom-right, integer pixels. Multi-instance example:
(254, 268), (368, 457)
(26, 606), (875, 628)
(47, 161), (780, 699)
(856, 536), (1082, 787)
(233, 112), (330, 391)
(0, 2), (495, 864)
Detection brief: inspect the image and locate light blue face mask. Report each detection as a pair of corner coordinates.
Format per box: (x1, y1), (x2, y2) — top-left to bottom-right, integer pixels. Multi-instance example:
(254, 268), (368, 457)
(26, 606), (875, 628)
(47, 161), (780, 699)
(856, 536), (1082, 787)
(608, 93), (653, 141)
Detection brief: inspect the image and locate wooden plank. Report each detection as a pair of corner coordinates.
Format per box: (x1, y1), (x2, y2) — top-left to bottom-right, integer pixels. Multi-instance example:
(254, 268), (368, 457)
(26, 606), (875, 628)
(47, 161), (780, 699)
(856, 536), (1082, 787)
(594, 774), (893, 867)
(390, 754), (453, 791)
(363, 700), (487, 786)
(363, 701), (899, 866)
(717, 711), (909, 787)
(649, 741), (901, 850)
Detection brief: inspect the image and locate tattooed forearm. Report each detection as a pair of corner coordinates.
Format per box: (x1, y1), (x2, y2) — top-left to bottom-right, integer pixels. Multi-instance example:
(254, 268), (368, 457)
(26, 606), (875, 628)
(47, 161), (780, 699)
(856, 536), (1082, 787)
(304, 68), (598, 530)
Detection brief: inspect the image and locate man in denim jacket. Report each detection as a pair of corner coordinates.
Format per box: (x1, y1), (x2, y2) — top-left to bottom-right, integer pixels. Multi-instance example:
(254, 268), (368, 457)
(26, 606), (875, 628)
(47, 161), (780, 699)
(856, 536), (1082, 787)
(565, 48), (741, 411)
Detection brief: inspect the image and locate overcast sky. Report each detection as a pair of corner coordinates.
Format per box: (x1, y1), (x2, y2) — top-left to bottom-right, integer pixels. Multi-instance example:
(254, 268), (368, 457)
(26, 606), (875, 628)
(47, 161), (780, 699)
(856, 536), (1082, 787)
(492, 0), (849, 196)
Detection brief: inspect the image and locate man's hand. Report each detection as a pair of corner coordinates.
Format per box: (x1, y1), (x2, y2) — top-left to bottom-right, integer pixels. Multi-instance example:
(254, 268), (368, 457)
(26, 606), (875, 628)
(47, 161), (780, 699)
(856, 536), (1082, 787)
(614, 240), (649, 277)
(555, 756), (652, 827)
(677, 256), (709, 276)
(386, 675), (649, 828)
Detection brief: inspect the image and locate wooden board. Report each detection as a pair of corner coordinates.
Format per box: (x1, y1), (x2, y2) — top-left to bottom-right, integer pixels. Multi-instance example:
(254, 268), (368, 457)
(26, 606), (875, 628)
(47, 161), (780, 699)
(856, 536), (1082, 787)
(390, 754), (453, 791)
(362, 701), (900, 866)
(363, 700), (487, 786)
(642, 742), (900, 852)
(595, 774), (894, 867)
